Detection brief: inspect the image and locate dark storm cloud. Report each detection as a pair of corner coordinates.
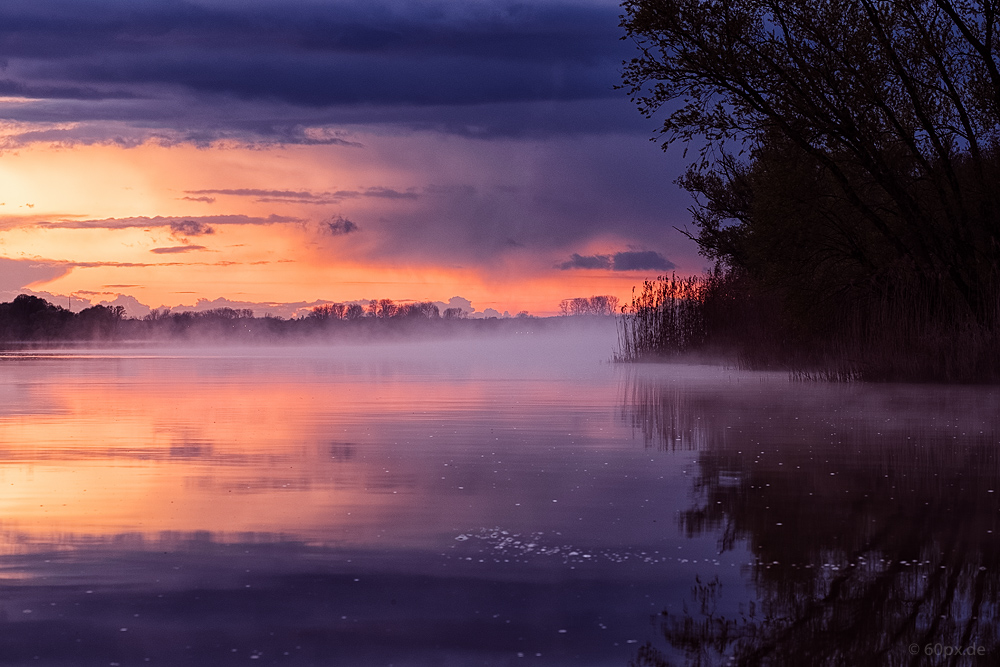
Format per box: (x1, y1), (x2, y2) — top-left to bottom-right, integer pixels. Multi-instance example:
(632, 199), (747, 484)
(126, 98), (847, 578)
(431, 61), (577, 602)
(560, 250), (675, 271)
(0, 78), (135, 100)
(0, 1), (624, 65)
(0, 98), (650, 148)
(611, 250), (675, 271)
(0, 1), (633, 143)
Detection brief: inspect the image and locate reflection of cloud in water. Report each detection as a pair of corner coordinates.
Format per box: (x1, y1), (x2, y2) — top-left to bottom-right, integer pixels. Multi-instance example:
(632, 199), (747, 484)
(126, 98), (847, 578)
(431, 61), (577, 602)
(0, 338), (634, 547)
(621, 368), (1000, 665)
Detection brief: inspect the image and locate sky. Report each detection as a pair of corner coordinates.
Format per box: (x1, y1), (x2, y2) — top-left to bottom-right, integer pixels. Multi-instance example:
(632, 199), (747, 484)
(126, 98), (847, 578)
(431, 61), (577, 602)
(0, 0), (697, 317)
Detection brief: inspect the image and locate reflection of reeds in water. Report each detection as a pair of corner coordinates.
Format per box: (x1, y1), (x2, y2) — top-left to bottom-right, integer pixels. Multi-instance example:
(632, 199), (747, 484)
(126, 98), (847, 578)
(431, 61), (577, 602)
(622, 374), (1000, 665)
(618, 371), (708, 452)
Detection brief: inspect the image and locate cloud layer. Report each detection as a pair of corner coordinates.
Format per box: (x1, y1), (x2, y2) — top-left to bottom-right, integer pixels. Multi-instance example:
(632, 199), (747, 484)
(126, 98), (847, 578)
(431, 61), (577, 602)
(0, 0), (635, 145)
(37, 214), (302, 230)
(0, 0), (699, 313)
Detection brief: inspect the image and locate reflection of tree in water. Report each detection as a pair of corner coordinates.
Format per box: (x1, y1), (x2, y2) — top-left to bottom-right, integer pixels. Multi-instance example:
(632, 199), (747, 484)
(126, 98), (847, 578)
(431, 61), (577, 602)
(622, 375), (1000, 666)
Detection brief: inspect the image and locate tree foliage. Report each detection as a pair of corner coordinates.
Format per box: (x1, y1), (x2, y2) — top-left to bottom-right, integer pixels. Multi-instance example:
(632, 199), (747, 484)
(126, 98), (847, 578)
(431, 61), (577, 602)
(621, 0), (1000, 333)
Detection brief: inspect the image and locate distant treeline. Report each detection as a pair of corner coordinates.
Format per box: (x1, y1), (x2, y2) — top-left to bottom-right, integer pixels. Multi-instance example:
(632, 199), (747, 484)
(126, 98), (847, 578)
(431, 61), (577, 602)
(307, 299), (528, 321)
(0, 294), (613, 343)
(558, 295), (619, 317)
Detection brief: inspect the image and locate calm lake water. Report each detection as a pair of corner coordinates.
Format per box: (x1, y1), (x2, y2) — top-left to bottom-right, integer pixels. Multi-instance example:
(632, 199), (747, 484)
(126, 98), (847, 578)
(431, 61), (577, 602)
(0, 323), (997, 666)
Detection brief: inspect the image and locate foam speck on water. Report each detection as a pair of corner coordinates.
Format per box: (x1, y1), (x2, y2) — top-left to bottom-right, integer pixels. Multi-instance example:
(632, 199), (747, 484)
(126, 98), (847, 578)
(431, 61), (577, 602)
(447, 527), (721, 567)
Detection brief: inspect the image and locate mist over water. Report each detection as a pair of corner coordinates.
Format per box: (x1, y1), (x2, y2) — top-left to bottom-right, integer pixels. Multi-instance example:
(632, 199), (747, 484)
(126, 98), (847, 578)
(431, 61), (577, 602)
(0, 323), (996, 665)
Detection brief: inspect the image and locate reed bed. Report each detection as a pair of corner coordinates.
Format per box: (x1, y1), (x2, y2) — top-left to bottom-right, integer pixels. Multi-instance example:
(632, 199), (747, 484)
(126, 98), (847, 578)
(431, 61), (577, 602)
(615, 273), (706, 361)
(616, 269), (1000, 383)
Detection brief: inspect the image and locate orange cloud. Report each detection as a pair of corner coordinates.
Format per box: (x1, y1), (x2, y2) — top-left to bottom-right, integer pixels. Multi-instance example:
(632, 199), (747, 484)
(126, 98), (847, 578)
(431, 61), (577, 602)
(0, 137), (693, 315)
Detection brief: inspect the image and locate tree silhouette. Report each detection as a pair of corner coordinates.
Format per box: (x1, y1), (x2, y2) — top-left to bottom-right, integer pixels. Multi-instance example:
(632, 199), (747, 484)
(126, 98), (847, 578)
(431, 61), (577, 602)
(0, 294), (72, 340)
(621, 0), (1000, 376)
(72, 304), (125, 339)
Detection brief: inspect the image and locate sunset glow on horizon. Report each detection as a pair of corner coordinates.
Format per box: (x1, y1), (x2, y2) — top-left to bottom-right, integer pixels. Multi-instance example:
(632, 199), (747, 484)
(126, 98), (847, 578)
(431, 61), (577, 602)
(0, 0), (698, 317)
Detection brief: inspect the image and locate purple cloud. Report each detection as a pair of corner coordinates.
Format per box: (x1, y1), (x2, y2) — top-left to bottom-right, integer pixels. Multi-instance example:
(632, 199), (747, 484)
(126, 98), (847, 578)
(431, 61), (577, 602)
(560, 250), (675, 271)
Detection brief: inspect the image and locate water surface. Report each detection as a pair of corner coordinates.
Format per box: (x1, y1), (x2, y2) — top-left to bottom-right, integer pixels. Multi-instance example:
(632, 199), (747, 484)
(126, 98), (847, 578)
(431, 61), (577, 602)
(0, 327), (997, 665)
